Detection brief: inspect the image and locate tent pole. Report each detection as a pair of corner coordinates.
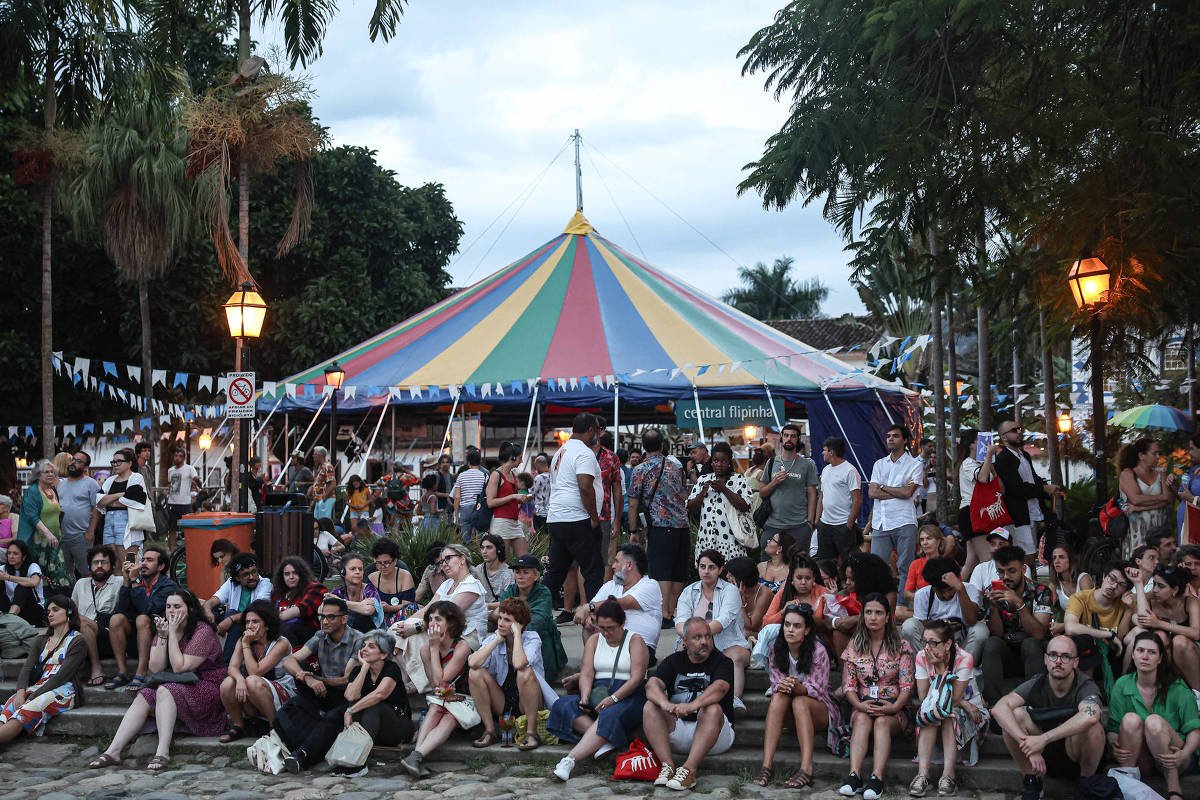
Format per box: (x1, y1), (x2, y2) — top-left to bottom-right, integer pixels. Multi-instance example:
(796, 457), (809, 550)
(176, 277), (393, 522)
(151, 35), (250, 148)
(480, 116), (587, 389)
(763, 384), (784, 430)
(535, 399), (542, 453)
(283, 413), (289, 461)
(873, 388), (898, 425)
(272, 393), (331, 486)
(613, 383), (620, 450)
(520, 383), (541, 470)
(252, 394), (285, 442)
(390, 405), (396, 463)
(346, 400), (390, 485)
(692, 385), (706, 443)
(823, 391), (866, 480)
(191, 413), (230, 472)
(439, 392), (461, 458)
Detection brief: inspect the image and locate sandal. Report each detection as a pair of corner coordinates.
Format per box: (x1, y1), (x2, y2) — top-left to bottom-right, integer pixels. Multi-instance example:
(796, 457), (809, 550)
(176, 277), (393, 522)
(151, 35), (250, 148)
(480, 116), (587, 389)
(784, 769), (813, 789)
(472, 730), (500, 748)
(219, 725), (246, 743)
(88, 753), (121, 769)
(103, 673), (130, 690)
(753, 766), (774, 787)
(146, 755), (171, 771)
(127, 674), (147, 691)
(87, 674), (106, 687)
(517, 732), (542, 751)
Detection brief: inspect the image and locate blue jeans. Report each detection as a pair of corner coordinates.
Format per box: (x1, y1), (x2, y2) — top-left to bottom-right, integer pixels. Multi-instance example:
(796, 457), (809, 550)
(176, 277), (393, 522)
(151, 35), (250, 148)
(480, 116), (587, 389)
(102, 508), (130, 546)
(870, 523), (917, 606)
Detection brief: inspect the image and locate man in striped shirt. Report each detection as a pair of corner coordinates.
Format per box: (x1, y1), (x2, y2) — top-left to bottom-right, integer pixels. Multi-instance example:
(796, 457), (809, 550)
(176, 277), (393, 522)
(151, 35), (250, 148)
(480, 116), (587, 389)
(453, 448), (489, 545)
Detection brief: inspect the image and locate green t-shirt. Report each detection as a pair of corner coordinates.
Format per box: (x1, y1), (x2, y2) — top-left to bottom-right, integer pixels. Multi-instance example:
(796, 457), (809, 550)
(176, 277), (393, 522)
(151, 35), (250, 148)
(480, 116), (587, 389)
(765, 454), (818, 529)
(1105, 673), (1200, 737)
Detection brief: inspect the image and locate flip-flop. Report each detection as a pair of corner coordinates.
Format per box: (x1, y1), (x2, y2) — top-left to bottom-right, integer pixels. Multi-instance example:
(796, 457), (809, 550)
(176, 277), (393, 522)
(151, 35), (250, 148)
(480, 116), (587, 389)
(219, 725), (246, 743)
(103, 673), (129, 690)
(87, 675), (106, 687)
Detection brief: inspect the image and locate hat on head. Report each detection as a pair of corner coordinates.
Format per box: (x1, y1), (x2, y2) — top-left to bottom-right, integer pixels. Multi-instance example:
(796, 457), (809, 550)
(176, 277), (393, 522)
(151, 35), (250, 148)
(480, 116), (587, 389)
(291, 449), (305, 458)
(512, 555), (542, 572)
(986, 527), (1011, 541)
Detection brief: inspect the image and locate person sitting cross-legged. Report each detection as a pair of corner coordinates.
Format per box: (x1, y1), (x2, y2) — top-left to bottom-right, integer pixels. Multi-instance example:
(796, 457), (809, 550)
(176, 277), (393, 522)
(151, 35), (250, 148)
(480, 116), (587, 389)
(548, 598), (649, 781)
(467, 597), (557, 750)
(1107, 631), (1200, 800)
(642, 617), (736, 792)
(992, 634), (1106, 800)
(217, 600), (294, 742)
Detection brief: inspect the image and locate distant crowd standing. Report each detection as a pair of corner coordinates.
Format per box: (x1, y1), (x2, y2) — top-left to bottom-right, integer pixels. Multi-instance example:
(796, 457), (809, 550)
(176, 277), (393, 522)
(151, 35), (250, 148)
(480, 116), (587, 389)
(2, 422), (1200, 800)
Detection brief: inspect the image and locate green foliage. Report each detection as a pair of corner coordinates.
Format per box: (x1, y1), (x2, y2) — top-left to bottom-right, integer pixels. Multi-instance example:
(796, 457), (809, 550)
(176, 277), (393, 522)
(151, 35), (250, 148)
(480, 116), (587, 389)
(720, 256), (827, 320)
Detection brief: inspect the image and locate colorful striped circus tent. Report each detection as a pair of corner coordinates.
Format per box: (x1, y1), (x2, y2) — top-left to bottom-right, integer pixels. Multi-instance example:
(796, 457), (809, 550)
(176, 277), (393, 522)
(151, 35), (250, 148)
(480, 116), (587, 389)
(268, 211), (917, 474)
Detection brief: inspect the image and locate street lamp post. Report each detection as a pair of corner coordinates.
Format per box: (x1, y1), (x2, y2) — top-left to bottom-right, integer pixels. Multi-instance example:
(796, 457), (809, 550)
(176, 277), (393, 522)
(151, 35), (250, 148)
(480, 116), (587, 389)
(224, 283), (267, 513)
(1067, 256), (1113, 504)
(1057, 412), (1073, 489)
(324, 362), (346, 480)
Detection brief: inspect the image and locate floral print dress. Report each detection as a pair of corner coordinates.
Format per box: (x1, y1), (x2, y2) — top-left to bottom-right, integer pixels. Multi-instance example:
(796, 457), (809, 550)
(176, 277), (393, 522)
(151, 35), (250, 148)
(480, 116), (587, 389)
(841, 637), (916, 736)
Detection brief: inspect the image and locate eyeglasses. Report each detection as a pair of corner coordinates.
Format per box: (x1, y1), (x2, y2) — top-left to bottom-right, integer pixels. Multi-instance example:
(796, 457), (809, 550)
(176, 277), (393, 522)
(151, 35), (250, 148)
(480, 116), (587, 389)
(110, 459), (127, 464)
(374, 560), (394, 568)
(316, 613), (346, 621)
(1045, 651), (1078, 663)
(1102, 573), (1131, 590)
(921, 639), (948, 647)
(1002, 426), (1023, 435)
(784, 603), (813, 615)
(89, 559), (111, 565)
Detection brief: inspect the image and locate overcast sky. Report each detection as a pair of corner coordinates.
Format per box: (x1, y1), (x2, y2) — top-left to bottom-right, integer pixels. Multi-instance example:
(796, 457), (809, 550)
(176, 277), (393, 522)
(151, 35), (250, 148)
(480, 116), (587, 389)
(259, 1), (865, 316)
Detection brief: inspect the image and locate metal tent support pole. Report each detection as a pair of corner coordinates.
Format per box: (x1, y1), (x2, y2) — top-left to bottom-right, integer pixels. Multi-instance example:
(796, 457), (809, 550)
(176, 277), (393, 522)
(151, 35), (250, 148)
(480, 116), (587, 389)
(613, 383), (620, 449)
(764, 384), (784, 430)
(874, 388), (898, 424)
(692, 385), (706, 443)
(439, 392), (462, 457)
(271, 394), (331, 487)
(520, 383), (541, 470)
(823, 391), (866, 479)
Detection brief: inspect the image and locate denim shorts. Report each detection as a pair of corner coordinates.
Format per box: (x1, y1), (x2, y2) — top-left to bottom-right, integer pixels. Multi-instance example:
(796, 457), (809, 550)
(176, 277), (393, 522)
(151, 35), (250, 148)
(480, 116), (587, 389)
(102, 508), (140, 546)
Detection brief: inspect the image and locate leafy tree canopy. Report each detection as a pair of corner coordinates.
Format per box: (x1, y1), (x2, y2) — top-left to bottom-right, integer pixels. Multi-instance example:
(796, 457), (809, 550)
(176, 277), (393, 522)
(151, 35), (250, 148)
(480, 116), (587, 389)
(721, 256), (827, 321)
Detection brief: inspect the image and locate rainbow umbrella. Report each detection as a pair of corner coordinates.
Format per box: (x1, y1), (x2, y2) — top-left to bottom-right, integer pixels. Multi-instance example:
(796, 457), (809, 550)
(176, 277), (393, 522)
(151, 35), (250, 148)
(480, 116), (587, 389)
(1109, 404), (1195, 432)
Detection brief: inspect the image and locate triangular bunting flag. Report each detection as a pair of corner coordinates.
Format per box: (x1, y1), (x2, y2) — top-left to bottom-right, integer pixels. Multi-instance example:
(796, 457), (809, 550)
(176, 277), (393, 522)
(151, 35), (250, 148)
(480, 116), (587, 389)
(199, 375), (214, 392)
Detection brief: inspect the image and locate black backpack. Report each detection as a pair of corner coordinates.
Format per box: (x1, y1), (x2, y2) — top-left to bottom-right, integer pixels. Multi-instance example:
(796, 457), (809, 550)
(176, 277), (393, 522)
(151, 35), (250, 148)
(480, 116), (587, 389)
(1073, 774), (1121, 800)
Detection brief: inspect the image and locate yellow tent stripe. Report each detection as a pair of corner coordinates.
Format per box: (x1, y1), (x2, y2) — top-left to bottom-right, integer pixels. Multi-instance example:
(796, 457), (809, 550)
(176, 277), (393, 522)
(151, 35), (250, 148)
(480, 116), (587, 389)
(399, 237), (574, 386)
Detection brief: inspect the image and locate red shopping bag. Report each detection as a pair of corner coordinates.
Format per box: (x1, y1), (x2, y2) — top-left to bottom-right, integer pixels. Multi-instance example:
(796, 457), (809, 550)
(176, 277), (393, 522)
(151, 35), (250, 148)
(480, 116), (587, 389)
(612, 738), (661, 781)
(969, 477), (1012, 532)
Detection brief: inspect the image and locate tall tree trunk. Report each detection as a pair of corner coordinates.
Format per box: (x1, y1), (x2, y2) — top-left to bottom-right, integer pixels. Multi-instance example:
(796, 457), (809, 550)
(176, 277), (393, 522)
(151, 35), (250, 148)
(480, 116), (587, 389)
(929, 225), (949, 523)
(1188, 322), (1196, 421)
(1011, 303), (1021, 425)
(39, 33), (58, 459)
(139, 274), (157, 484)
(975, 225), (992, 432)
(946, 281), (960, 508)
(1041, 308), (1062, 489)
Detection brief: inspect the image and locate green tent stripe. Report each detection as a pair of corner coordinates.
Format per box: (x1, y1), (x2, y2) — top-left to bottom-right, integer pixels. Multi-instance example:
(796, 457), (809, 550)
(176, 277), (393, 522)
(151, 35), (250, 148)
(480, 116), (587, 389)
(465, 237), (578, 384)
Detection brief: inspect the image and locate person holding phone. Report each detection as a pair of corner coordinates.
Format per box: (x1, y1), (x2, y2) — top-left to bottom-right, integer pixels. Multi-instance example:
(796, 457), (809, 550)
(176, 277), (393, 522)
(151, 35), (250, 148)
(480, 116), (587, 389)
(979, 545), (1054, 705)
(104, 545), (177, 690)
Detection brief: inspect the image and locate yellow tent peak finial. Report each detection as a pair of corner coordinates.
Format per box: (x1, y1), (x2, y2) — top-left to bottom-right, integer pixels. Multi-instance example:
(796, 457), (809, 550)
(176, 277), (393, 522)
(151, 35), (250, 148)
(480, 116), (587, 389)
(563, 209), (594, 235)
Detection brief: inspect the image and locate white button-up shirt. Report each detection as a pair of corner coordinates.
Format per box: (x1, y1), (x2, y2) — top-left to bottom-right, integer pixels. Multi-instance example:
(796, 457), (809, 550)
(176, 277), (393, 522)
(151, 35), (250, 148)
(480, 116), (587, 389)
(869, 451), (924, 531)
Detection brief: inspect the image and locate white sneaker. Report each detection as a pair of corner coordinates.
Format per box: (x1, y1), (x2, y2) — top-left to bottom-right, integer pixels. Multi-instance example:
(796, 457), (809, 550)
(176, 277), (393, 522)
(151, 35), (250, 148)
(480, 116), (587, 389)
(594, 743), (614, 758)
(553, 756), (575, 781)
(654, 764), (676, 787)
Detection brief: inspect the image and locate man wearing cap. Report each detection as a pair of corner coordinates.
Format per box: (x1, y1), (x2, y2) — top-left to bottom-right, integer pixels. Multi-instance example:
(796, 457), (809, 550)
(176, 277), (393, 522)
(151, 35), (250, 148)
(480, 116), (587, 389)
(203, 553), (274, 661)
(286, 450), (313, 496)
(967, 527), (1032, 597)
(496, 554), (567, 679)
(992, 420), (1061, 568)
(992, 634), (1106, 798)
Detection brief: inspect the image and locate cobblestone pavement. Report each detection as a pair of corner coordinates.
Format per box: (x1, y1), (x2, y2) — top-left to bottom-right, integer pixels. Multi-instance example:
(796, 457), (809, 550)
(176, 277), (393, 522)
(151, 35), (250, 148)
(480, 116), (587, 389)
(0, 740), (1026, 800)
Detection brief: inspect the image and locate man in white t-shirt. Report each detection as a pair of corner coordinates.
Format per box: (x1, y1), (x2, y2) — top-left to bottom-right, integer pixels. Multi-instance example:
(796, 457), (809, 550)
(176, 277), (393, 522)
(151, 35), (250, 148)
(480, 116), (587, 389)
(814, 436), (862, 565)
(574, 543), (663, 661)
(901, 556), (987, 662)
(545, 413), (604, 605)
(867, 424), (924, 607)
(166, 448), (199, 533)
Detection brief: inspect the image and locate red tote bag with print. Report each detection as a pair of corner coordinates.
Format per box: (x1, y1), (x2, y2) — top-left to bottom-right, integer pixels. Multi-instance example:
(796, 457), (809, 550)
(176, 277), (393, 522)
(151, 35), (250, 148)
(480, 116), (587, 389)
(969, 477), (1013, 533)
(612, 738), (661, 781)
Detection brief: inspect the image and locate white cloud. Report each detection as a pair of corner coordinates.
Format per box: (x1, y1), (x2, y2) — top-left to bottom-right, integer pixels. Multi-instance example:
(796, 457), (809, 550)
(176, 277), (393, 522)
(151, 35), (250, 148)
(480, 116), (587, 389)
(257, 1), (865, 315)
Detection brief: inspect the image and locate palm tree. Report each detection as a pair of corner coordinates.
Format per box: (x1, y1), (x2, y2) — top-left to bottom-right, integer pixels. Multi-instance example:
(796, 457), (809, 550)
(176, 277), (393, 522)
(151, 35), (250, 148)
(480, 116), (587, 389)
(0, 0), (140, 456)
(71, 69), (192, 428)
(721, 257), (827, 320)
